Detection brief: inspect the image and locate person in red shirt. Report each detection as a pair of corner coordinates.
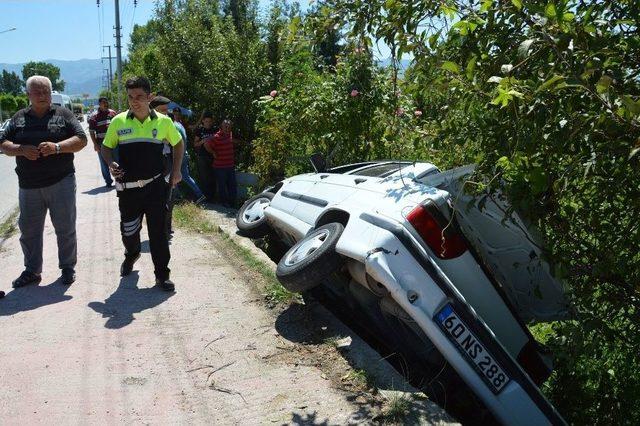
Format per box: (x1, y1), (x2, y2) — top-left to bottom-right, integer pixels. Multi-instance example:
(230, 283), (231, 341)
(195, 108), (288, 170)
(204, 119), (237, 207)
(88, 97), (117, 187)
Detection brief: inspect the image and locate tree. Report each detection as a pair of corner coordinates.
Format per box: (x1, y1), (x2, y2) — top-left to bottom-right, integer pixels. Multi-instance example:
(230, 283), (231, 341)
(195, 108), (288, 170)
(14, 96), (28, 110)
(307, 4), (343, 68)
(328, 1), (640, 423)
(0, 94), (18, 119)
(0, 70), (23, 95)
(222, 0), (257, 35)
(21, 61), (65, 91)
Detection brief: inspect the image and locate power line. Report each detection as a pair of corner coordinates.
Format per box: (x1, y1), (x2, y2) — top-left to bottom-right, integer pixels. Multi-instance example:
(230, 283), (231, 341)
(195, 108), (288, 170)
(129, 0), (138, 41)
(97, 1), (103, 59)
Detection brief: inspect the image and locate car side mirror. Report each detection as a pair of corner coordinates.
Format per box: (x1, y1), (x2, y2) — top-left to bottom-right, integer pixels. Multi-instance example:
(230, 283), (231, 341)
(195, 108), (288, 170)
(309, 153), (327, 173)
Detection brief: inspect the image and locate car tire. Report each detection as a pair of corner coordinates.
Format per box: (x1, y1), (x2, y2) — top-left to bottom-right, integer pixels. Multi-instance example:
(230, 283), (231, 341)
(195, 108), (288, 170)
(276, 222), (344, 293)
(236, 192), (274, 238)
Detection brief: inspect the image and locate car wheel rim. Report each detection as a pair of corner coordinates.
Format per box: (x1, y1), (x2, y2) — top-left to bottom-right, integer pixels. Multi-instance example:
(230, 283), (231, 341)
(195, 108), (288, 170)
(242, 198), (270, 224)
(284, 229), (330, 266)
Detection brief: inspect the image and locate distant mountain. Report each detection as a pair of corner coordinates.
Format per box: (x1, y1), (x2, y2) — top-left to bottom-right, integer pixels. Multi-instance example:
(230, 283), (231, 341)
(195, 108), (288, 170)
(0, 59), (105, 97)
(377, 58), (413, 70)
(1, 57), (411, 98)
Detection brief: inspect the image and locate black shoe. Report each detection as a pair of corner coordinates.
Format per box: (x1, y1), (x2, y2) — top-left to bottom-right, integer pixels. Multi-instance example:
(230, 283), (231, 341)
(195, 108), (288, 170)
(155, 278), (175, 292)
(12, 271), (42, 288)
(61, 268), (76, 285)
(120, 253), (141, 276)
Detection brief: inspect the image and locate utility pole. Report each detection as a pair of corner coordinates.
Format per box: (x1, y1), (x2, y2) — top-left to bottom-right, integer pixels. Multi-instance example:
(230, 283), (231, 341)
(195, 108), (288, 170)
(102, 45), (115, 91)
(102, 69), (111, 91)
(114, 0), (123, 111)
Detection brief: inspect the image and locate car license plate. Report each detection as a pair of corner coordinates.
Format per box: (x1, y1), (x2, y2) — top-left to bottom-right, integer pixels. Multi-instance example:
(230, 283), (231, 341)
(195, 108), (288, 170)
(435, 304), (510, 394)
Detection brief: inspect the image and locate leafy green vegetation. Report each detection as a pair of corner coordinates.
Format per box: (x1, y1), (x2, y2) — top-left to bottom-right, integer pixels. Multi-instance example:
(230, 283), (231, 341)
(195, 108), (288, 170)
(382, 393), (412, 423)
(121, 1), (639, 422)
(0, 208), (19, 242)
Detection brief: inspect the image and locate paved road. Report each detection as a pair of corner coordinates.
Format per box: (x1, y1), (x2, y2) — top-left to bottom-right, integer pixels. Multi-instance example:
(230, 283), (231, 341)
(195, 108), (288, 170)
(0, 125), (371, 424)
(0, 148), (19, 222)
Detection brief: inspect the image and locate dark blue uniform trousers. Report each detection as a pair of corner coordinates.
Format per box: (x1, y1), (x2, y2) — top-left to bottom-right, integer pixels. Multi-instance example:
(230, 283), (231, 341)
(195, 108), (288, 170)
(118, 178), (170, 280)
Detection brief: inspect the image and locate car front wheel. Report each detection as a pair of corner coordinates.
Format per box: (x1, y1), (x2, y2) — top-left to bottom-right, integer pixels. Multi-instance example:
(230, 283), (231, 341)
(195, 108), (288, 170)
(276, 222), (344, 293)
(236, 192), (274, 238)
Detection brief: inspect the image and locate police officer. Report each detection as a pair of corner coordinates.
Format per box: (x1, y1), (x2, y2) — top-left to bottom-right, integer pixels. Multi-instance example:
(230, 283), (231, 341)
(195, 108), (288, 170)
(101, 76), (184, 291)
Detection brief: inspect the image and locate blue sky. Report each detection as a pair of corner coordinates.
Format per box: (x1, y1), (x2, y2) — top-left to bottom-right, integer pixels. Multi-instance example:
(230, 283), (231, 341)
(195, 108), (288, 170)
(0, 0), (314, 64)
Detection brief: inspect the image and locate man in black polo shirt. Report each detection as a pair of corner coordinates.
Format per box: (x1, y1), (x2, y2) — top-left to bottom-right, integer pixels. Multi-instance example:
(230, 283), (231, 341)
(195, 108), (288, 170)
(0, 75), (87, 288)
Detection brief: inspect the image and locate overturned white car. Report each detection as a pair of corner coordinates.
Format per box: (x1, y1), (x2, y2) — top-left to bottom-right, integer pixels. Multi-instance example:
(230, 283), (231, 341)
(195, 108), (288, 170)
(237, 158), (568, 425)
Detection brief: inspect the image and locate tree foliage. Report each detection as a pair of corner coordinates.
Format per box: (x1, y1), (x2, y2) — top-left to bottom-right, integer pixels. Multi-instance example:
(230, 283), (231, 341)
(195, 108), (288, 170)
(0, 70), (23, 96)
(326, 0), (640, 424)
(21, 61), (65, 91)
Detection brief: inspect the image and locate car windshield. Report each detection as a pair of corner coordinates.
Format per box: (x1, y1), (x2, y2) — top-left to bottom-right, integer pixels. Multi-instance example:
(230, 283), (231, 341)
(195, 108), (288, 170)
(351, 163), (409, 177)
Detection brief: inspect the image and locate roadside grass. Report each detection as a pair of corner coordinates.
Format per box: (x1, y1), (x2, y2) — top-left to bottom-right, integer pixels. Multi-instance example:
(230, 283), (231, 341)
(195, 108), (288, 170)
(173, 201), (299, 305)
(172, 202), (217, 234)
(0, 207), (19, 242)
(343, 368), (376, 389)
(323, 335), (343, 348)
(381, 393), (412, 423)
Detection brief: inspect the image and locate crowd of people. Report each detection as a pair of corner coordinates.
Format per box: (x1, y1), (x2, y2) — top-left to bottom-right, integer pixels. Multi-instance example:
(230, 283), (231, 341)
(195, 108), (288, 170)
(88, 92), (239, 208)
(0, 74), (239, 294)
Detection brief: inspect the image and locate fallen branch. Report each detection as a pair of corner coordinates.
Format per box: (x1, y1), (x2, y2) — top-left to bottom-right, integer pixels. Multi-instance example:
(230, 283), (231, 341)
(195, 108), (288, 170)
(204, 335), (226, 350)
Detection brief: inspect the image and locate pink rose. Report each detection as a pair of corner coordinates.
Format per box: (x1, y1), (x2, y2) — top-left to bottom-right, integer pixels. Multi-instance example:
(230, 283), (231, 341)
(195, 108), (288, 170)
(414, 110), (423, 117)
(395, 108), (405, 116)
(350, 89), (359, 97)
(270, 90), (278, 97)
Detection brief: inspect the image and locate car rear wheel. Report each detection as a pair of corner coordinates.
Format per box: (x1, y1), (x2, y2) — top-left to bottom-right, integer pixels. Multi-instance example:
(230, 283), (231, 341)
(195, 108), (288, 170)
(276, 222), (344, 293)
(236, 192), (274, 238)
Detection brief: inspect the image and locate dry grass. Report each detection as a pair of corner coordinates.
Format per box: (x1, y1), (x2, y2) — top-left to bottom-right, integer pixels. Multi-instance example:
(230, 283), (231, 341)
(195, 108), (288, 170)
(0, 207), (19, 243)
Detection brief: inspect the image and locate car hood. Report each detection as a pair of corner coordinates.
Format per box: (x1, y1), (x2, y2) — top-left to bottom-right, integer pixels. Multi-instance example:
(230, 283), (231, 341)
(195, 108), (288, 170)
(427, 165), (570, 323)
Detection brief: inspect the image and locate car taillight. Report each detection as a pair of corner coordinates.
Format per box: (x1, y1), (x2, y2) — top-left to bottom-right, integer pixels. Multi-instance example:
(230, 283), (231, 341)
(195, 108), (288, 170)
(406, 201), (468, 259)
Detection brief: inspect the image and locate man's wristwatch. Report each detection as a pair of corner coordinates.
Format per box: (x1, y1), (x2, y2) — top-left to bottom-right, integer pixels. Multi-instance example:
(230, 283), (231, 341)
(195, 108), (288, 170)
(54, 143), (61, 154)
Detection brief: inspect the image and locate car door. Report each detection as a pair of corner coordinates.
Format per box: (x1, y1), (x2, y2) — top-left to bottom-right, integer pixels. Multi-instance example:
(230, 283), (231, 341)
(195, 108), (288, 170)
(290, 173), (359, 225)
(268, 174), (316, 215)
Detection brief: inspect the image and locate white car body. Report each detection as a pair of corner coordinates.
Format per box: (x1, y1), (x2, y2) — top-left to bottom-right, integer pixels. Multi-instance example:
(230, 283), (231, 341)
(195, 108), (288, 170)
(257, 161), (568, 425)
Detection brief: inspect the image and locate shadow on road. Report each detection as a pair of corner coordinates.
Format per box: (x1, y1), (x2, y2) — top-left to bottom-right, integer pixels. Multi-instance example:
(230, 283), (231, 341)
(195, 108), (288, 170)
(88, 272), (174, 329)
(0, 278), (72, 316)
(82, 186), (115, 195)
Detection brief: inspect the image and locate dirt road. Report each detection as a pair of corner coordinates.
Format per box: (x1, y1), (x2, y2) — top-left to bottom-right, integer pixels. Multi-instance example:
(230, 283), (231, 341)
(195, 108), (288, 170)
(0, 133), (376, 424)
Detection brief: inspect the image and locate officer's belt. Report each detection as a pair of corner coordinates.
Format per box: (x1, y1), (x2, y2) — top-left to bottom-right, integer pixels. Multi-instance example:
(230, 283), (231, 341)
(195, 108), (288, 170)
(115, 173), (162, 191)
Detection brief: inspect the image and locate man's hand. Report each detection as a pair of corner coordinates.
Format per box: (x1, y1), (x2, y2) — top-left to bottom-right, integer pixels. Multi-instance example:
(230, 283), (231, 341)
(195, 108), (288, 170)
(109, 161), (125, 179)
(93, 143), (101, 152)
(38, 141), (58, 157)
(170, 170), (182, 188)
(20, 144), (40, 160)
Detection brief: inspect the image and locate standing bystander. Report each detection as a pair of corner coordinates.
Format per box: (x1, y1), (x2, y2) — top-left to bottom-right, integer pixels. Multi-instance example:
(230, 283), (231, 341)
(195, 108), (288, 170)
(0, 75), (87, 287)
(204, 119), (237, 207)
(193, 112), (217, 200)
(150, 96), (206, 240)
(88, 96), (117, 187)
